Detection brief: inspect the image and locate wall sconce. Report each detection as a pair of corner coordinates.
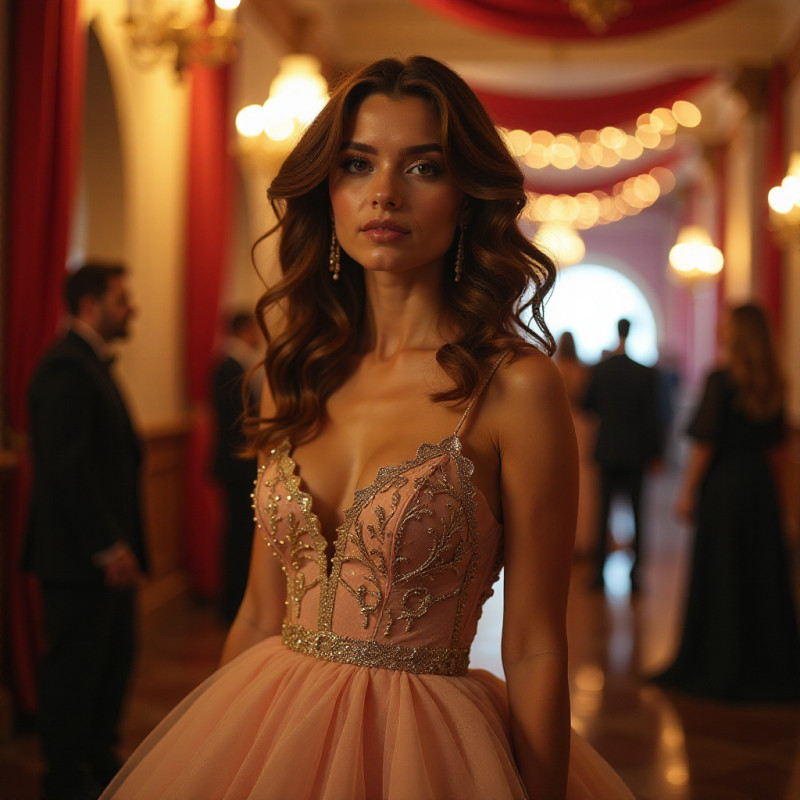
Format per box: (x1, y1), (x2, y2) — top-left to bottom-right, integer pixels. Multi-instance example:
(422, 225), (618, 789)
(124, 0), (241, 76)
(235, 55), (329, 173)
(668, 224), (724, 285)
(533, 222), (586, 266)
(768, 151), (800, 249)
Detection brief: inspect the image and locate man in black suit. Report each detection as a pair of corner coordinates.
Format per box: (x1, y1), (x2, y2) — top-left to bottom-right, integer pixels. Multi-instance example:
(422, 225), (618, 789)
(211, 311), (260, 622)
(24, 263), (147, 799)
(582, 318), (661, 592)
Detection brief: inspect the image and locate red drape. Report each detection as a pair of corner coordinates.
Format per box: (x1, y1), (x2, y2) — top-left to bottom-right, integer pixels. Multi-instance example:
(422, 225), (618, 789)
(3, 0), (85, 712)
(474, 75), (711, 134)
(411, 0), (737, 40)
(761, 63), (784, 333)
(183, 12), (234, 598)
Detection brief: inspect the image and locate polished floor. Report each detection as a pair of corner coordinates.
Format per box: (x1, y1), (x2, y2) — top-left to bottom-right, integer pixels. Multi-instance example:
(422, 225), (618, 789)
(2, 464), (799, 799)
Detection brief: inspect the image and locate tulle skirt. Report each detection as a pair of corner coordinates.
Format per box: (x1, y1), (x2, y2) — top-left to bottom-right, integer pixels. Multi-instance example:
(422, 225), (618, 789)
(103, 635), (632, 799)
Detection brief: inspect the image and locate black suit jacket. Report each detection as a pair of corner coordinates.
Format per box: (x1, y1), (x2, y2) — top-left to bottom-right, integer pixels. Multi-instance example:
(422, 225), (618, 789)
(582, 353), (662, 469)
(23, 330), (147, 583)
(211, 354), (257, 484)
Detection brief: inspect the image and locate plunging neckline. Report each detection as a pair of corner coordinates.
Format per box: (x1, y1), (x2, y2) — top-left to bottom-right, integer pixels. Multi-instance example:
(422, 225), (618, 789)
(263, 434), (501, 584)
(259, 351), (509, 584)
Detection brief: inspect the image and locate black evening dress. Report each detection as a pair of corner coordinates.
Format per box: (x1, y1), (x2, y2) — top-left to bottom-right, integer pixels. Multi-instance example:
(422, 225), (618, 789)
(653, 369), (800, 702)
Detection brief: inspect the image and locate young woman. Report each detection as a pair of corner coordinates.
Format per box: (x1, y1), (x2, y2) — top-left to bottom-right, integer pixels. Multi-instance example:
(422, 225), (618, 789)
(104, 56), (632, 799)
(654, 303), (800, 702)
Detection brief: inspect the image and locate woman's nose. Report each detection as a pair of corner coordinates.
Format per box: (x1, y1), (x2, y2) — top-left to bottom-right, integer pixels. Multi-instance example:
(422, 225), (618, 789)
(370, 170), (402, 209)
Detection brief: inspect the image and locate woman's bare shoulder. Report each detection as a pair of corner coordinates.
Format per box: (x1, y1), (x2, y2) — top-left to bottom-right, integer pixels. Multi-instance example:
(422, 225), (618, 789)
(492, 347), (566, 405)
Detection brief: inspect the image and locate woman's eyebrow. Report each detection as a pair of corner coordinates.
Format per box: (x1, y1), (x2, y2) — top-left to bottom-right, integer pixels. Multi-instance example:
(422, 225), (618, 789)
(340, 141), (443, 155)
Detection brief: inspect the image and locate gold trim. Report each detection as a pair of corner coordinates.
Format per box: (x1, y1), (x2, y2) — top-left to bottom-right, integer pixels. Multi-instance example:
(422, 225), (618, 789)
(282, 621), (470, 676)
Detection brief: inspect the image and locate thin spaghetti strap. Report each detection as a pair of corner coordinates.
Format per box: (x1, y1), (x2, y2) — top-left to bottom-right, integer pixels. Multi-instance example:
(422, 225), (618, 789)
(453, 352), (509, 437)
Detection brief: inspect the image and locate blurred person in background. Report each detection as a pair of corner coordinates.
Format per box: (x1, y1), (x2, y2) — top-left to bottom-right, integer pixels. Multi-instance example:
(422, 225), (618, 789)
(211, 310), (261, 622)
(24, 263), (147, 799)
(582, 318), (662, 592)
(653, 303), (800, 701)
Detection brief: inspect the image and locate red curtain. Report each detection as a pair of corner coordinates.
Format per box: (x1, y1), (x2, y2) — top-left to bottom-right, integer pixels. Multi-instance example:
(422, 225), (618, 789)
(474, 75), (711, 134)
(761, 63), (784, 333)
(410, 0), (737, 39)
(182, 7), (235, 598)
(3, 0), (85, 712)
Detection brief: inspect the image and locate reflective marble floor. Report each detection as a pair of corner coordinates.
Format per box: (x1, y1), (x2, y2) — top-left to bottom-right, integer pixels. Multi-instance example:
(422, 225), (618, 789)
(2, 465), (799, 799)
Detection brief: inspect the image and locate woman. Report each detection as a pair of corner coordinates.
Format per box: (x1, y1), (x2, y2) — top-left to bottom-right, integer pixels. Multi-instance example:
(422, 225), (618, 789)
(654, 303), (800, 702)
(104, 57), (631, 799)
(555, 332), (598, 560)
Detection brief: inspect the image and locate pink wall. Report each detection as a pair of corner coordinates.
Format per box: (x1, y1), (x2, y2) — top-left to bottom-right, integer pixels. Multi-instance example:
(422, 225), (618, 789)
(579, 196), (717, 390)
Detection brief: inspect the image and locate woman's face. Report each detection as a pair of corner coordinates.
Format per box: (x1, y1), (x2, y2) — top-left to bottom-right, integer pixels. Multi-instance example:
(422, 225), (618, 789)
(328, 93), (466, 280)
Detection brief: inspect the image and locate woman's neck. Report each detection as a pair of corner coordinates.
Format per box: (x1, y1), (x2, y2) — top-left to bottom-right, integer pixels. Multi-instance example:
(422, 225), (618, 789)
(360, 269), (456, 359)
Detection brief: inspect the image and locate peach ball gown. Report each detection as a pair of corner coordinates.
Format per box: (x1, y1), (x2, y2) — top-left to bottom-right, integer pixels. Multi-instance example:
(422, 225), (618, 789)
(103, 377), (632, 799)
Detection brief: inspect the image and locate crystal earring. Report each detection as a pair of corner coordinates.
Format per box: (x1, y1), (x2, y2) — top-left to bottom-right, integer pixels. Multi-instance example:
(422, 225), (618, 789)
(329, 224), (341, 281)
(455, 225), (466, 282)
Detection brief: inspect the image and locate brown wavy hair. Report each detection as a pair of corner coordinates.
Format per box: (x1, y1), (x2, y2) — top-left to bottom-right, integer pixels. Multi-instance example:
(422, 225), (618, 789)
(248, 56), (556, 449)
(725, 303), (784, 420)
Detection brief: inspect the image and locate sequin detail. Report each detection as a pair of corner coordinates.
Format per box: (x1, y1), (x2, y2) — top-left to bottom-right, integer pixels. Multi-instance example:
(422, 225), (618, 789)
(282, 622), (469, 676)
(253, 354), (508, 676)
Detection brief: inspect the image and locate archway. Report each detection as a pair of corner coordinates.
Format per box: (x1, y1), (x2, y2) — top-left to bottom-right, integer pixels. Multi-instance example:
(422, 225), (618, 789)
(69, 23), (126, 266)
(544, 262), (661, 366)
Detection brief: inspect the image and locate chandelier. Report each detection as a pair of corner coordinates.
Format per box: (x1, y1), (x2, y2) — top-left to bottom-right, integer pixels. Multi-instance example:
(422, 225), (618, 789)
(668, 225), (724, 285)
(124, 0), (241, 76)
(767, 151), (800, 249)
(565, 0), (632, 34)
(235, 55), (329, 172)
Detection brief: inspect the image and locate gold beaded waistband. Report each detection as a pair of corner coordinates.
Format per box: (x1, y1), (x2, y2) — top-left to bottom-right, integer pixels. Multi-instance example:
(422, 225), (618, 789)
(281, 622), (470, 676)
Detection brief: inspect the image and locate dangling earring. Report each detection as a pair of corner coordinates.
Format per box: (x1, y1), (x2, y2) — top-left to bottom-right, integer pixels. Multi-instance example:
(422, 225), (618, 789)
(455, 225), (466, 283)
(329, 223), (341, 281)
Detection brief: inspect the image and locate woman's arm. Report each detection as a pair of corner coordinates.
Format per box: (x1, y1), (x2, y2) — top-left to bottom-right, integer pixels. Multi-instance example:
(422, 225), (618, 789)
(674, 443), (713, 523)
(220, 380), (287, 666)
(497, 353), (578, 800)
(219, 520), (286, 665)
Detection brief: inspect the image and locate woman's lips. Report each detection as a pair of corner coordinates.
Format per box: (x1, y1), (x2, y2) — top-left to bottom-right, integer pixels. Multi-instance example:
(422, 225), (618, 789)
(361, 219), (409, 243)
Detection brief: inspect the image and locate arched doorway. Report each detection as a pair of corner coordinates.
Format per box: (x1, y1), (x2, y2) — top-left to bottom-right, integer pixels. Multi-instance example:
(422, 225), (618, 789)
(544, 262), (661, 366)
(69, 23), (126, 267)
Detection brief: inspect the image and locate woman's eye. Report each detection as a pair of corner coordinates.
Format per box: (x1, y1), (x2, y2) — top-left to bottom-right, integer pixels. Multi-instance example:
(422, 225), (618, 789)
(409, 160), (443, 177)
(342, 156), (371, 174)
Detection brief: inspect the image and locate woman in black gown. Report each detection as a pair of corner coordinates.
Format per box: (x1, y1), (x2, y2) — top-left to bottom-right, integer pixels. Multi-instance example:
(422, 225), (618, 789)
(653, 303), (800, 702)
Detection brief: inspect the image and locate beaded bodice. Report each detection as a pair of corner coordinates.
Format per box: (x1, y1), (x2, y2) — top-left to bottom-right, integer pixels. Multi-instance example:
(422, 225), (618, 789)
(253, 434), (503, 675)
(252, 358), (507, 676)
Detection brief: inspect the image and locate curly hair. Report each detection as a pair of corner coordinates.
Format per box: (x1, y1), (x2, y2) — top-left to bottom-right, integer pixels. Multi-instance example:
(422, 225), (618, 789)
(247, 56), (556, 449)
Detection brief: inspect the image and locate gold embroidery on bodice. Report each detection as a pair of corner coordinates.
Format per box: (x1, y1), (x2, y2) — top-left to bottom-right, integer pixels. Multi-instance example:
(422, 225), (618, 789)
(252, 355), (507, 676)
(253, 435), (504, 676)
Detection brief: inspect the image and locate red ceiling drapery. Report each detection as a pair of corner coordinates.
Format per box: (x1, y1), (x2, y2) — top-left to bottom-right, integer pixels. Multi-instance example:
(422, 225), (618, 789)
(410, 0), (738, 40)
(182, 4), (235, 598)
(473, 75), (711, 134)
(3, 0), (85, 712)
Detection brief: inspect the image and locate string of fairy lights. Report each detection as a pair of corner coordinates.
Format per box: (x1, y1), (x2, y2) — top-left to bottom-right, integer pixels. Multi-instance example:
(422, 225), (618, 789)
(504, 99), (701, 231)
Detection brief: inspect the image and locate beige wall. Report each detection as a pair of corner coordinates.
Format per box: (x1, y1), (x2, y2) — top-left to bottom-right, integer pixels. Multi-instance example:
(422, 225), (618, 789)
(221, 1), (285, 316)
(80, 0), (191, 429)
